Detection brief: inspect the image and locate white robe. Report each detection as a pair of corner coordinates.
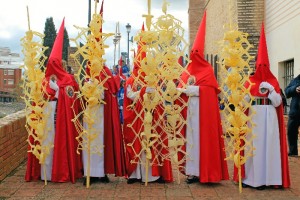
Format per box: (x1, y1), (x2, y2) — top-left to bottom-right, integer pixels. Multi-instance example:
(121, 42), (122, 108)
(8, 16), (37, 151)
(243, 91), (282, 187)
(127, 85), (160, 182)
(41, 80), (59, 181)
(41, 101), (57, 181)
(82, 94), (105, 177)
(184, 86), (200, 177)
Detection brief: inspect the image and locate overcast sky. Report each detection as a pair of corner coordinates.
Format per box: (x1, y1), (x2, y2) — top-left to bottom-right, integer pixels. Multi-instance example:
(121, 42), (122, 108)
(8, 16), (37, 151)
(0, 0), (189, 68)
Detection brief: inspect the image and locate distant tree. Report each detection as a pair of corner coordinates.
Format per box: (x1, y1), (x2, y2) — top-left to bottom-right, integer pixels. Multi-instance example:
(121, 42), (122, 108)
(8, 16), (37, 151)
(43, 17), (57, 66)
(63, 28), (70, 62)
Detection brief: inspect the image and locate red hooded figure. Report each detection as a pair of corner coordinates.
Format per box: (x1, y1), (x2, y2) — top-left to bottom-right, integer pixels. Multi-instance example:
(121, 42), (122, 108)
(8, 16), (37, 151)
(123, 23), (173, 184)
(178, 11), (229, 183)
(234, 23), (290, 189)
(25, 18), (83, 183)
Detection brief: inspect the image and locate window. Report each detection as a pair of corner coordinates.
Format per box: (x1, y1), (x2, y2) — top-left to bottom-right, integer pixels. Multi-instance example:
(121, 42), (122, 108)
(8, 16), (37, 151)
(283, 59), (294, 114)
(3, 79), (7, 84)
(7, 79), (14, 85)
(4, 70), (7, 75)
(7, 70), (14, 75)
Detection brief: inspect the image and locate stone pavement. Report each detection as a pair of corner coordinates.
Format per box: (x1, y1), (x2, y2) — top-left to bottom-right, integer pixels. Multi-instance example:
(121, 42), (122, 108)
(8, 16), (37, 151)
(0, 156), (300, 200)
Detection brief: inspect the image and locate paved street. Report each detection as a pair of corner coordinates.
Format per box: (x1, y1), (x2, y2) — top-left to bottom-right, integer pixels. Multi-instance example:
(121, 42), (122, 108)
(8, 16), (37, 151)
(0, 156), (299, 200)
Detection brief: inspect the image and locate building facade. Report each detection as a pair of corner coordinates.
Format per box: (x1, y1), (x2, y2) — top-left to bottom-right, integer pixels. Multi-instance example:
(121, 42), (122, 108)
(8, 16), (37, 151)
(188, 0), (300, 90)
(0, 47), (22, 101)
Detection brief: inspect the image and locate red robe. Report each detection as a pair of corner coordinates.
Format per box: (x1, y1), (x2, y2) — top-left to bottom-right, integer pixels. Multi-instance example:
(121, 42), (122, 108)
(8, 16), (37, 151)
(179, 53), (229, 183)
(233, 76), (290, 188)
(51, 74), (83, 183)
(233, 23), (290, 188)
(99, 66), (127, 176)
(123, 77), (139, 176)
(25, 71), (83, 183)
(123, 79), (173, 182)
(25, 81), (56, 181)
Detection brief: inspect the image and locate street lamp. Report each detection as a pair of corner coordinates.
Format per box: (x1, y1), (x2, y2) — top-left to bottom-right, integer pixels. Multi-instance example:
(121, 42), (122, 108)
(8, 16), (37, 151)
(115, 22), (121, 60)
(113, 37), (118, 66)
(126, 23), (131, 66)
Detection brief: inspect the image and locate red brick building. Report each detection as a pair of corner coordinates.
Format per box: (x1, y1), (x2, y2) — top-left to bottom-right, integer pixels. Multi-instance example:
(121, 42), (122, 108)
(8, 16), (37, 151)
(0, 66), (22, 93)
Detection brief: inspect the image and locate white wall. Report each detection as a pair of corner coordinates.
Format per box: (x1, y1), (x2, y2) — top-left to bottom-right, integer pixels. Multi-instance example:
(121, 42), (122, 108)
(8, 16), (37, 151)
(265, 0), (300, 88)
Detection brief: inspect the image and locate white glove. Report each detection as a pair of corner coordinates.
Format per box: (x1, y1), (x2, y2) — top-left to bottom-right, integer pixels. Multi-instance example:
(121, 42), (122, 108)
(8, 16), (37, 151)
(259, 82), (274, 93)
(185, 86), (199, 96)
(49, 80), (59, 91)
(145, 87), (155, 93)
(176, 88), (186, 93)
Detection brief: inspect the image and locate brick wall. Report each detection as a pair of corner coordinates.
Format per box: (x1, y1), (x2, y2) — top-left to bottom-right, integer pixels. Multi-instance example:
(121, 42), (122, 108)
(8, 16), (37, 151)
(0, 110), (27, 181)
(189, 0), (264, 70)
(188, 0), (205, 51)
(237, 0), (264, 68)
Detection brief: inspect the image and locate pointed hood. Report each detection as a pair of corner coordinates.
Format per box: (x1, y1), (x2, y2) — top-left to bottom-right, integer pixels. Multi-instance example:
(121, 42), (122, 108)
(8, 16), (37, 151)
(192, 10), (206, 57)
(248, 22), (280, 96)
(45, 18), (67, 81)
(49, 18), (64, 62)
(256, 22), (269, 69)
(180, 10), (219, 90)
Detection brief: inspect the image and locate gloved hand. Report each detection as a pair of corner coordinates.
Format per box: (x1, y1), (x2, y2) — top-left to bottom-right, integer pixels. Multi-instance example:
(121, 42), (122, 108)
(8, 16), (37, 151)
(259, 81), (274, 93)
(176, 88), (186, 93)
(49, 80), (59, 91)
(145, 87), (155, 93)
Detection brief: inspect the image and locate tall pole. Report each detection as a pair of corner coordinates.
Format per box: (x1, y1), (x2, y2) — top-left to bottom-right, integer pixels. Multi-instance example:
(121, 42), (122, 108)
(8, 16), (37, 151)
(113, 38), (118, 66)
(88, 0), (91, 28)
(127, 31), (129, 66)
(126, 23), (131, 66)
(117, 22), (121, 60)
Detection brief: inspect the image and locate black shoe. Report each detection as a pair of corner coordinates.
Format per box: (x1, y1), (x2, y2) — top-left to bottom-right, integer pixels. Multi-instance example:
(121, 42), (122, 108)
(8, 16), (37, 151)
(127, 178), (141, 184)
(256, 185), (266, 190)
(83, 177), (99, 186)
(99, 175), (109, 183)
(242, 183), (249, 188)
(154, 177), (165, 184)
(288, 153), (298, 157)
(186, 176), (199, 184)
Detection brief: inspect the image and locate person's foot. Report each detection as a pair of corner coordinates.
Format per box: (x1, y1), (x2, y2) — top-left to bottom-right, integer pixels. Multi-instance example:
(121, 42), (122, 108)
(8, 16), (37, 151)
(127, 178), (141, 184)
(83, 177), (99, 186)
(186, 176), (199, 184)
(288, 153), (298, 157)
(242, 183), (249, 188)
(99, 175), (110, 183)
(153, 176), (165, 184)
(256, 185), (266, 190)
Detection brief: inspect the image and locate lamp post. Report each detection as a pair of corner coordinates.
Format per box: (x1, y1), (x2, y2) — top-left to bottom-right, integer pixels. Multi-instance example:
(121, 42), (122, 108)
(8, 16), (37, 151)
(125, 23), (131, 66)
(113, 38), (118, 66)
(88, 0), (91, 27)
(115, 22), (121, 60)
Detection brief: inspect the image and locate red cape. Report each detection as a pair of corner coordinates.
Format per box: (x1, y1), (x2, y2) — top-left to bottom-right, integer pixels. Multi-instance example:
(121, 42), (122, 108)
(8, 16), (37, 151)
(179, 52), (229, 182)
(179, 86), (229, 182)
(25, 78), (57, 181)
(51, 74), (83, 183)
(123, 77), (139, 176)
(233, 78), (290, 188)
(25, 129), (41, 181)
(25, 72), (83, 183)
(123, 82), (173, 181)
(100, 66), (127, 176)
